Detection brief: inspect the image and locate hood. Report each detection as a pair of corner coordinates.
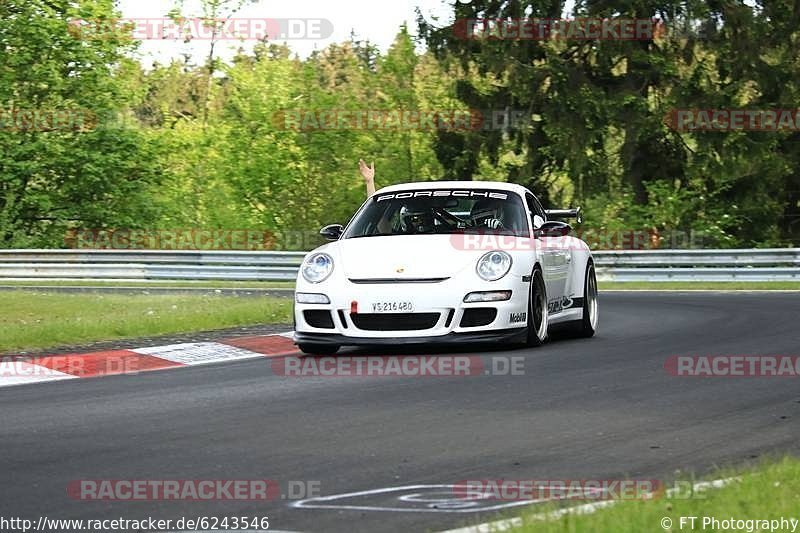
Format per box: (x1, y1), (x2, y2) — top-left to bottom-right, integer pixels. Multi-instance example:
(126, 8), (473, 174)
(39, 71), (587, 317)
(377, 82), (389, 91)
(331, 235), (482, 280)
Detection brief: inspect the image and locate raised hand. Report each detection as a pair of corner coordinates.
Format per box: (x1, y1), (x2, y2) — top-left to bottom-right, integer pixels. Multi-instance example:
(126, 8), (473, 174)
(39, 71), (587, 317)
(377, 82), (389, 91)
(359, 159), (376, 197)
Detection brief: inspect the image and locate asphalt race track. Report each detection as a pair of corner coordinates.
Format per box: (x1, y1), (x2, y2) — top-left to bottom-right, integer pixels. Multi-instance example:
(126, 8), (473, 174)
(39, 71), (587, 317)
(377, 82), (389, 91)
(2, 292), (799, 533)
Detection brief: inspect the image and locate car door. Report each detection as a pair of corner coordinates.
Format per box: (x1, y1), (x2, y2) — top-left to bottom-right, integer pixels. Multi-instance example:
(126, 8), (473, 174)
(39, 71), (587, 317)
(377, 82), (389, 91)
(525, 193), (568, 311)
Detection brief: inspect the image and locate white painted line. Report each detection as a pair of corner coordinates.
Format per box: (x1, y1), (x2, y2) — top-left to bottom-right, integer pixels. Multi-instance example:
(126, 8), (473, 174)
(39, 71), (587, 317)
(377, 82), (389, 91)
(132, 342), (266, 365)
(0, 361), (76, 388)
(278, 331), (295, 339)
(165, 530), (298, 533)
(166, 530), (299, 533)
(439, 517), (522, 533)
(601, 289), (800, 293)
(437, 477), (737, 533)
(292, 484), (550, 513)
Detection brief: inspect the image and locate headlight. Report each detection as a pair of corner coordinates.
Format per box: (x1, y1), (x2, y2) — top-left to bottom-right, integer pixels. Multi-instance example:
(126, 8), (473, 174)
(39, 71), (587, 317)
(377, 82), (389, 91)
(476, 251), (512, 281)
(301, 253), (334, 283)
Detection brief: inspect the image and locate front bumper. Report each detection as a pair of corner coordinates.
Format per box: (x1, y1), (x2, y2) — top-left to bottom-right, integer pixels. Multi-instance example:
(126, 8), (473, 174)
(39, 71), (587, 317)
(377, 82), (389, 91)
(294, 327), (527, 347)
(294, 275), (531, 341)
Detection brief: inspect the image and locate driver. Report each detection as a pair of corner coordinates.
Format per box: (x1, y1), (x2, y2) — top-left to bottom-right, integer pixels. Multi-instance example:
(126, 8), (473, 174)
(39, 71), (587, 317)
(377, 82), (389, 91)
(470, 198), (506, 229)
(399, 203), (436, 234)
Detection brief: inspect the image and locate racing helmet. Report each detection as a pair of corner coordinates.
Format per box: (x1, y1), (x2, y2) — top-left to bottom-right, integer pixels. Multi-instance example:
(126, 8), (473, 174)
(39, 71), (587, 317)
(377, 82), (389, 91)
(470, 198), (505, 229)
(400, 203), (436, 234)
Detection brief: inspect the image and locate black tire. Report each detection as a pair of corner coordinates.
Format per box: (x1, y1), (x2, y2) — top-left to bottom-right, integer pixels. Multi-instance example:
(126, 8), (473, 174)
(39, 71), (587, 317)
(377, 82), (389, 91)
(563, 262), (599, 338)
(526, 268), (548, 346)
(297, 343), (340, 355)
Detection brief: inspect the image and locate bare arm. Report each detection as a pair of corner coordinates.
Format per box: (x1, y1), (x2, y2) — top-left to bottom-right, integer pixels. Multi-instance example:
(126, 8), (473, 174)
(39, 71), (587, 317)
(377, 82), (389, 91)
(359, 159), (376, 197)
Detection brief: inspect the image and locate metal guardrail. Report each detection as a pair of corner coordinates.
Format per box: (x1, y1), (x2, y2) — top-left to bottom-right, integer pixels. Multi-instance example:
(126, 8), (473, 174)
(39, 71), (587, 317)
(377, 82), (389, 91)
(0, 250), (305, 265)
(0, 248), (798, 283)
(592, 248), (800, 282)
(0, 250), (305, 281)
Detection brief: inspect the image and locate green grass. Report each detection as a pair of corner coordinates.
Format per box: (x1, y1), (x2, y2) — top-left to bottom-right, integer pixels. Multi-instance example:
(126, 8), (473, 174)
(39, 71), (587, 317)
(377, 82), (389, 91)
(600, 281), (800, 291)
(0, 279), (295, 289)
(2, 280), (796, 352)
(502, 456), (800, 533)
(0, 290), (293, 352)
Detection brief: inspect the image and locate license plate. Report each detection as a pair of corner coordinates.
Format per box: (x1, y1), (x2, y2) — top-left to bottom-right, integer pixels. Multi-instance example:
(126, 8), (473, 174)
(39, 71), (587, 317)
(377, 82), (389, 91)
(371, 301), (414, 313)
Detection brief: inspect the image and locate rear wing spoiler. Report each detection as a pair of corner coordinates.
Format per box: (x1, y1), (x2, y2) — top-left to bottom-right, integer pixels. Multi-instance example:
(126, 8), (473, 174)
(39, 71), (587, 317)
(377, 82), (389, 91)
(545, 207), (582, 224)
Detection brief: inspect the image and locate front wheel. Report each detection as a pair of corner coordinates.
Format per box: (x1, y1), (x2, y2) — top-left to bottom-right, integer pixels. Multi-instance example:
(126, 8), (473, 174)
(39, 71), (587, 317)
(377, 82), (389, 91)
(526, 268), (548, 346)
(297, 343), (340, 355)
(563, 262), (599, 338)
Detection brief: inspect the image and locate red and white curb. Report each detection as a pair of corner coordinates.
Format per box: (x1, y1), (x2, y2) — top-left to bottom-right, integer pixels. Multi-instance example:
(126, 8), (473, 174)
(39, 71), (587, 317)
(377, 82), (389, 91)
(0, 332), (298, 388)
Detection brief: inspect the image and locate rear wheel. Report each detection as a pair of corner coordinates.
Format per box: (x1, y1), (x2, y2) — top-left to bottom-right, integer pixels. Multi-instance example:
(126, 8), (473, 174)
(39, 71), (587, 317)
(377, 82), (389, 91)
(297, 343), (340, 355)
(526, 268), (548, 346)
(564, 262), (598, 338)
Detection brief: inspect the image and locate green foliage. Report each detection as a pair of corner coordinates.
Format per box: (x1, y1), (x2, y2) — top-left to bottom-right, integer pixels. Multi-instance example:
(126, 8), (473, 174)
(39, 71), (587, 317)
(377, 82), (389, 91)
(421, 0), (800, 247)
(0, 0), (164, 247)
(1, 0), (799, 249)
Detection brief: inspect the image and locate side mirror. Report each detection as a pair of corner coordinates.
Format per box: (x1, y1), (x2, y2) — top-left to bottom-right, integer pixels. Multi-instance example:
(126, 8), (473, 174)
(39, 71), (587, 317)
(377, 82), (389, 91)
(319, 224), (344, 241)
(536, 220), (572, 237)
(532, 215), (545, 230)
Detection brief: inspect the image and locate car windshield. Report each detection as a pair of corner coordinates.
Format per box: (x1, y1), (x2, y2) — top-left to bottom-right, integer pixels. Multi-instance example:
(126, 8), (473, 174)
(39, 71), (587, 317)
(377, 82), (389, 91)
(343, 188), (530, 238)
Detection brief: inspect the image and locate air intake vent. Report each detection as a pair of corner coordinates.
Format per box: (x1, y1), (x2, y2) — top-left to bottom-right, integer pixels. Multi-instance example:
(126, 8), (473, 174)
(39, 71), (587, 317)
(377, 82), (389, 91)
(351, 313), (440, 331)
(303, 310), (335, 329)
(459, 308), (497, 328)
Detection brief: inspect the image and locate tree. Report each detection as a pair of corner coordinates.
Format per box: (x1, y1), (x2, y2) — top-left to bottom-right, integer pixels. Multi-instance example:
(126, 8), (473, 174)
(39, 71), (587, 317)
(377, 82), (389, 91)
(0, 0), (164, 247)
(420, 0), (800, 246)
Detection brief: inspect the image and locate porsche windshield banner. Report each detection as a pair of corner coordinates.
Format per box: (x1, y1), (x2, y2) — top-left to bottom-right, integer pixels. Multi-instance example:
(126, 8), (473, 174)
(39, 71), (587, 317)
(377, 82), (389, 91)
(375, 190), (509, 202)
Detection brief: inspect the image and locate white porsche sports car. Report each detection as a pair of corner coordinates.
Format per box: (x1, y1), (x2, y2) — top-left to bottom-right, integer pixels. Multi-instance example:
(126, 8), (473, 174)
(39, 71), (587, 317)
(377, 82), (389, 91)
(293, 181), (598, 354)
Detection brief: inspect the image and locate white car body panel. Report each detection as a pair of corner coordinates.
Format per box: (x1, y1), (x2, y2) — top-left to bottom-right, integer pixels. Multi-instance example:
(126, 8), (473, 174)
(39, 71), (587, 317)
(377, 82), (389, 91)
(293, 181), (594, 346)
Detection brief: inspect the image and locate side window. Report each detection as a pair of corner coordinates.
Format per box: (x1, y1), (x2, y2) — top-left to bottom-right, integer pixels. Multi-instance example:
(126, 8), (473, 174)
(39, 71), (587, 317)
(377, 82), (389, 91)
(525, 193), (546, 224)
